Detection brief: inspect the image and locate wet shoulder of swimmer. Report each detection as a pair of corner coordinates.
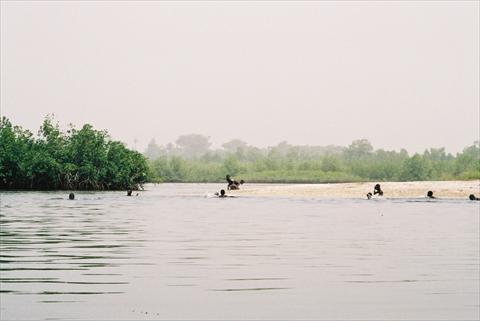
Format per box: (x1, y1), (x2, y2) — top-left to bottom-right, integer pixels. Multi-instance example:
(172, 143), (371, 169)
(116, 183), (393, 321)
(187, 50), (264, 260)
(367, 184), (384, 199)
(214, 189), (236, 198)
(226, 174), (245, 190)
(373, 184), (383, 196)
(367, 190), (479, 201)
(127, 189), (139, 196)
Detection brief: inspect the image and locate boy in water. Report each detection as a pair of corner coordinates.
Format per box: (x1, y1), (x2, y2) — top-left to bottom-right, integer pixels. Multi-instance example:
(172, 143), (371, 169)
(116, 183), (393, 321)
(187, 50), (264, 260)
(469, 194), (480, 201)
(226, 175), (245, 190)
(127, 189), (139, 196)
(374, 184), (383, 196)
(215, 189), (235, 198)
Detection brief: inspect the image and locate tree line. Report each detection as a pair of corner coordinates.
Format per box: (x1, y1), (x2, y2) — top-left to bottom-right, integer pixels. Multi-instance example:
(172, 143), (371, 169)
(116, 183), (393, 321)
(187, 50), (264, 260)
(1, 118), (478, 189)
(0, 116), (148, 190)
(145, 134), (480, 183)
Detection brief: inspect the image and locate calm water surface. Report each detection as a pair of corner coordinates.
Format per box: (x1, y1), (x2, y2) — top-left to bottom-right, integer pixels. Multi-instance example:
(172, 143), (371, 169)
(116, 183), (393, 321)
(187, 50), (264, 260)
(1, 183), (479, 320)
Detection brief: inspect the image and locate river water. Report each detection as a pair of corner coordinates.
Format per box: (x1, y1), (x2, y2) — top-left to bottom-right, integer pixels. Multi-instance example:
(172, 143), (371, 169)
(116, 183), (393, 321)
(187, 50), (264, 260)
(1, 183), (479, 320)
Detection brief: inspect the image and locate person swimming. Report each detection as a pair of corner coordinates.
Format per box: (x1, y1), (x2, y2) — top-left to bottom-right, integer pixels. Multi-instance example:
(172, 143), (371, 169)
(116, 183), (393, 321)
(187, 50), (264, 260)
(68, 193), (75, 200)
(215, 189), (235, 198)
(226, 175), (234, 188)
(374, 184), (383, 196)
(226, 175), (245, 190)
(127, 189), (139, 196)
(366, 192), (373, 199)
(469, 194), (480, 201)
(427, 190), (436, 199)
(229, 179), (245, 190)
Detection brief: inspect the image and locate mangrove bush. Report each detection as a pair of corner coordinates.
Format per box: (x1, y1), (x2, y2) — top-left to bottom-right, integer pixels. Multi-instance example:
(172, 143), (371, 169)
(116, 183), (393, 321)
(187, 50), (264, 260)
(0, 116), (148, 190)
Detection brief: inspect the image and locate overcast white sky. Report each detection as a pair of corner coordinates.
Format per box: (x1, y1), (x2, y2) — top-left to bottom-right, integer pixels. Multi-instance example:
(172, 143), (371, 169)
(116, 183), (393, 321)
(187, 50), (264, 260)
(1, 1), (478, 153)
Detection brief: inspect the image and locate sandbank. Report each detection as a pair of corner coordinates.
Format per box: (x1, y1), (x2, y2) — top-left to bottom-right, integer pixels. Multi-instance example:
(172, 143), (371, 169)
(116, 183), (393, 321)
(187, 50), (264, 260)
(229, 180), (480, 199)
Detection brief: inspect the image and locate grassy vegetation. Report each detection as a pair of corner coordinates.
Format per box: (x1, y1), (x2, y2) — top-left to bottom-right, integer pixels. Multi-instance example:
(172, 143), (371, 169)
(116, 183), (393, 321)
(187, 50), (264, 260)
(146, 138), (480, 183)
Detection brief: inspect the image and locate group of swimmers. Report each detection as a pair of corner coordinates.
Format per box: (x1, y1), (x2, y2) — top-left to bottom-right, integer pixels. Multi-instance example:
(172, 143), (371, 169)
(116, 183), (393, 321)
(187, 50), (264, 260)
(68, 179), (479, 201)
(68, 189), (139, 200)
(366, 183), (480, 201)
(68, 175), (245, 200)
(366, 184), (384, 199)
(213, 175), (246, 197)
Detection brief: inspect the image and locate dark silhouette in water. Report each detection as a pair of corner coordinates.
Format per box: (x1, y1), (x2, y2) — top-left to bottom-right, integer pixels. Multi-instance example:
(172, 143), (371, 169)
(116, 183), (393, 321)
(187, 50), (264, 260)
(469, 194), (480, 201)
(230, 179), (245, 190)
(127, 189), (139, 196)
(68, 193), (75, 200)
(366, 192), (372, 199)
(427, 191), (436, 199)
(374, 184), (383, 196)
(215, 189), (235, 198)
(226, 175), (245, 190)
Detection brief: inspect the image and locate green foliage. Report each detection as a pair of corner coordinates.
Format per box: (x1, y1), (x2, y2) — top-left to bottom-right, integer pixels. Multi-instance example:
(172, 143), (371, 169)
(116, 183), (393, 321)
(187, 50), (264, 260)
(0, 116), (148, 190)
(146, 137), (480, 183)
(345, 139), (374, 160)
(223, 155), (243, 176)
(400, 154), (432, 181)
(454, 142), (480, 177)
(320, 154), (342, 172)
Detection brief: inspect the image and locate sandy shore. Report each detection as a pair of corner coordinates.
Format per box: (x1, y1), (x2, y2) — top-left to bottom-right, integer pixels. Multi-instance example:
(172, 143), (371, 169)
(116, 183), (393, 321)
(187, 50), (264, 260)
(228, 180), (480, 199)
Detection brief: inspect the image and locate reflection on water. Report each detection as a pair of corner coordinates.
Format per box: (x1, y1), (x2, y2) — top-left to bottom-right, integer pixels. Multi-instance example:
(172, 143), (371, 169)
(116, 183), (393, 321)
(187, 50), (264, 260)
(0, 192), (146, 302)
(0, 184), (479, 320)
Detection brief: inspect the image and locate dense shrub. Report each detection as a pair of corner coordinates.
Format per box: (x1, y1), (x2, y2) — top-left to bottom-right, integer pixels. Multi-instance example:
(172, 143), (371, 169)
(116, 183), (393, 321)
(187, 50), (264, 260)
(0, 116), (148, 190)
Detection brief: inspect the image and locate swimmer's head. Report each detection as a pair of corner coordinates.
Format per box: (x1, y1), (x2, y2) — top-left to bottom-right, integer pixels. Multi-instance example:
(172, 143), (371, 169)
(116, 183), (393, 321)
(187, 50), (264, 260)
(427, 191), (434, 198)
(240, 180), (245, 185)
(220, 189), (225, 196)
(374, 184), (381, 190)
(366, 192), (372, 199)
(127, 189), (133, 196)
(469, 194), (476, 200)
(68, 193), (75, 200)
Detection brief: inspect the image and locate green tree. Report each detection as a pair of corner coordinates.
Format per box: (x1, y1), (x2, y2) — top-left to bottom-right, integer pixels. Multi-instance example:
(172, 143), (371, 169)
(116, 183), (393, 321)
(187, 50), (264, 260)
(401, 154), (432, 181)
(224, 155), (242, 176)
(0, 116), (148, 190)
(321, 154), (342, 172)
(345, 139), (374, 160)
(454, 142), (480, 179)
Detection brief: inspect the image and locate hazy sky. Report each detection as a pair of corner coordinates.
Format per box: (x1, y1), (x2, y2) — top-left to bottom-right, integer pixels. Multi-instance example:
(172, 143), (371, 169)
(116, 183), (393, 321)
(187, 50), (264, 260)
(1, 1), (478, 153)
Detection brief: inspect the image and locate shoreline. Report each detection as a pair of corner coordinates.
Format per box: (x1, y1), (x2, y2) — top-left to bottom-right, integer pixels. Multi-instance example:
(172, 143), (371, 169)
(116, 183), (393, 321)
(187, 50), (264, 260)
(225, 180), (480, 199)
(1, 180), (479, 199)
